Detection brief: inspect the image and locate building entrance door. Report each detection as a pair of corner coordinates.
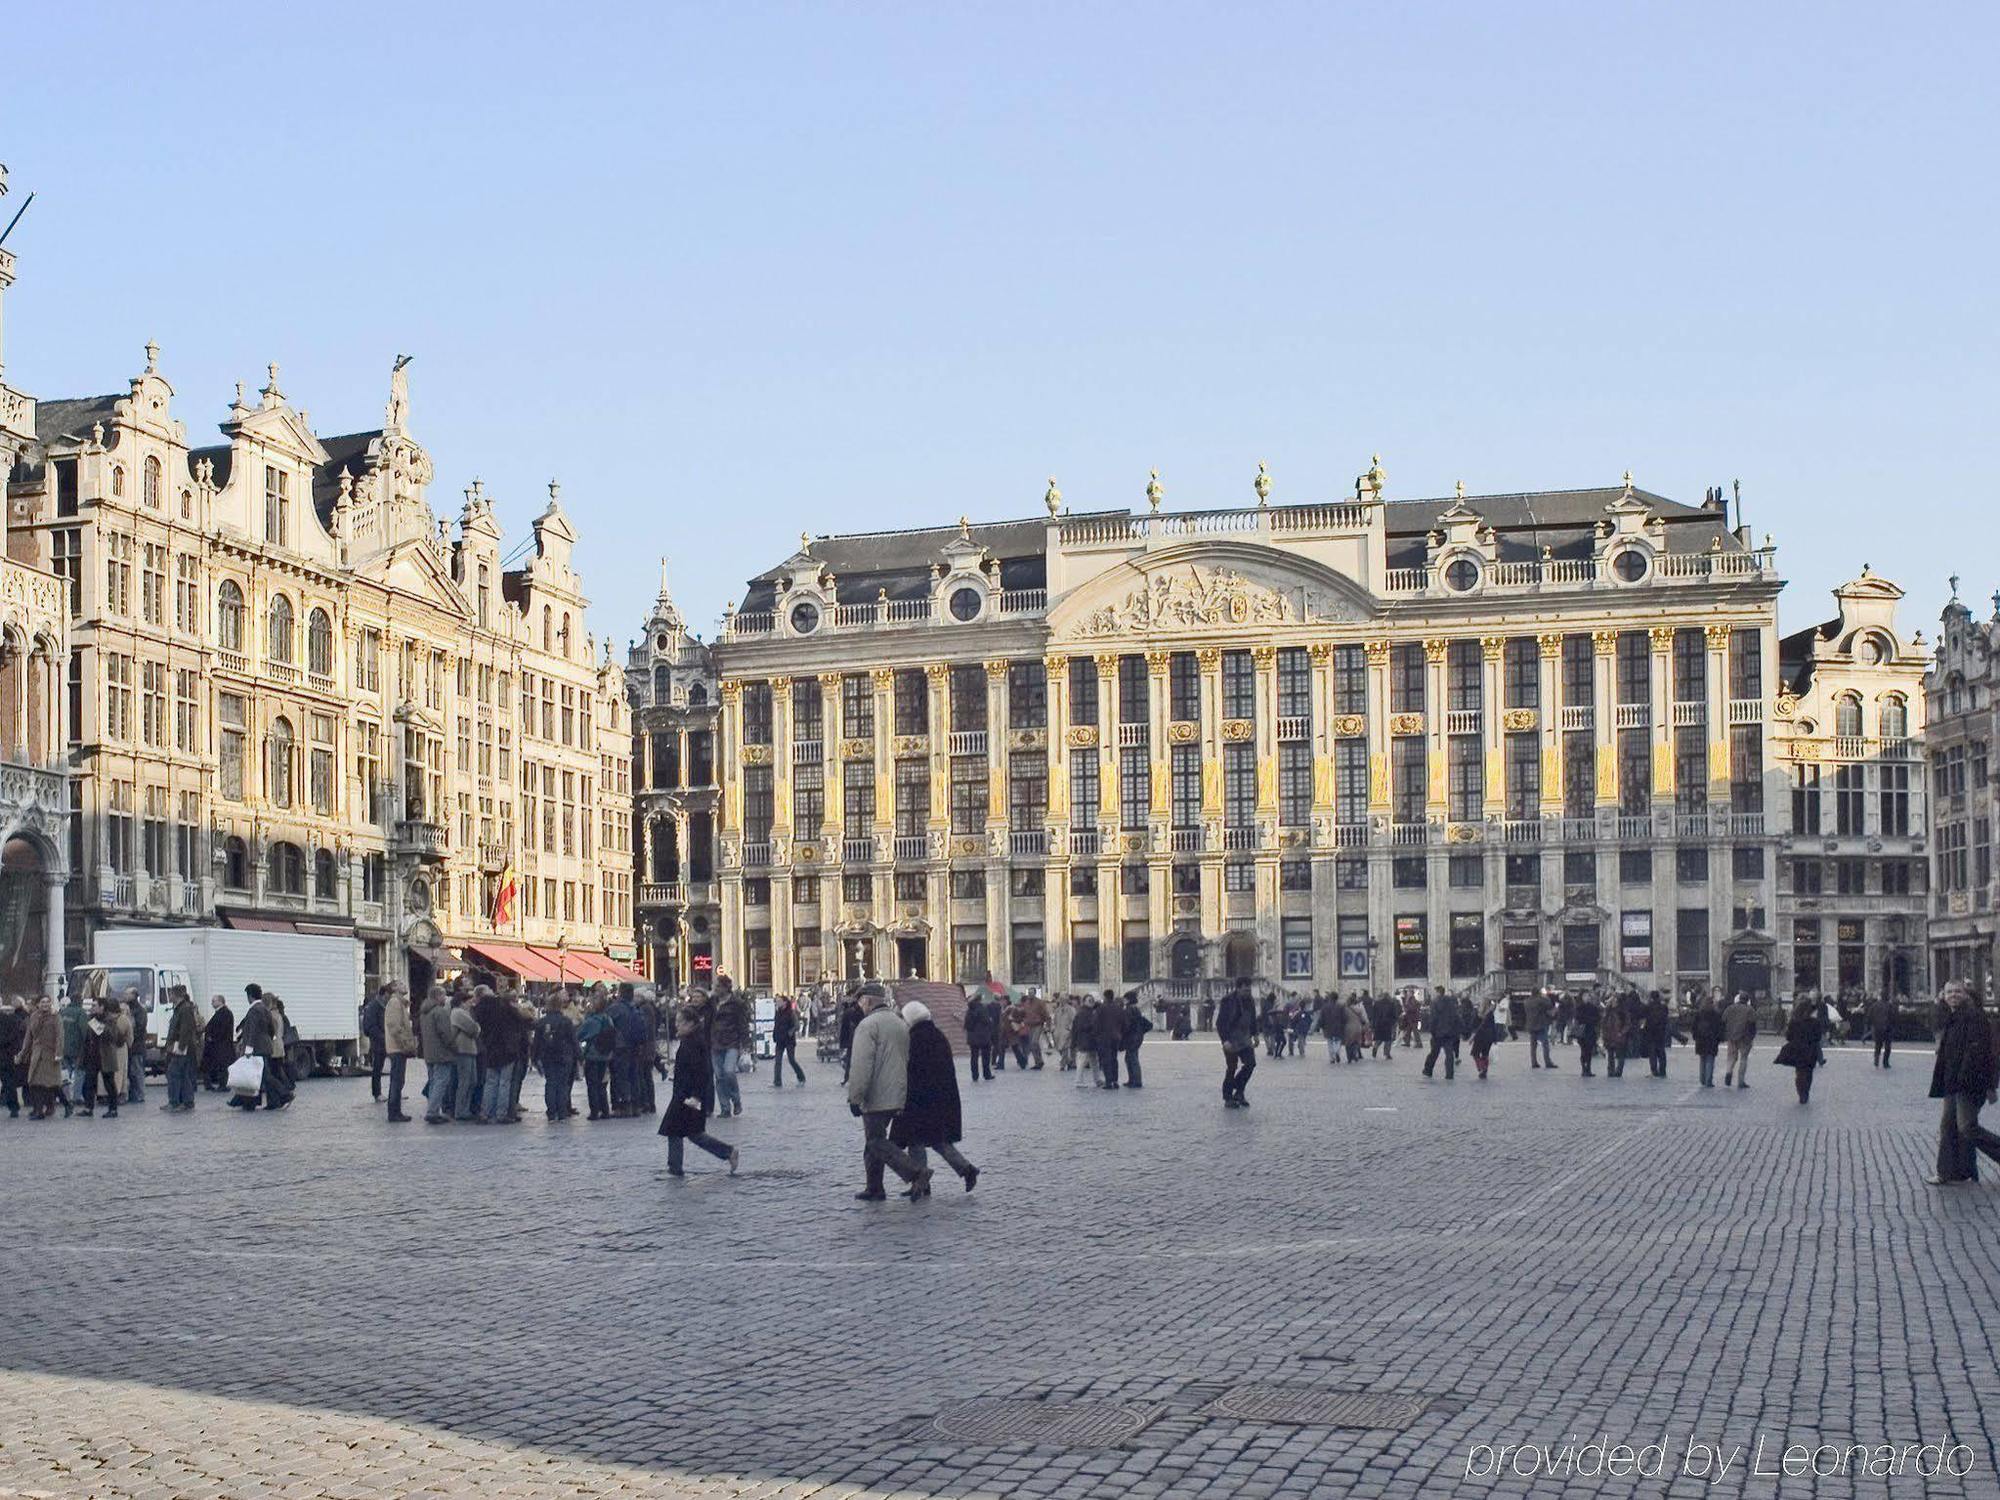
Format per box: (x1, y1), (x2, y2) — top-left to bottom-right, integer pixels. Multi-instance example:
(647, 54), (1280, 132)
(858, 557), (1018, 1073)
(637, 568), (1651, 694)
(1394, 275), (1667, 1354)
(895, 936), (926, 979)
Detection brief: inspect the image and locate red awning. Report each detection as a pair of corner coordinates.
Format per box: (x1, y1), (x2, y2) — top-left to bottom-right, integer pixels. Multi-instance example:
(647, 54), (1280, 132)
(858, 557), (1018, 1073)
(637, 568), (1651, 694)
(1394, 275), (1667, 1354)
(464, 941), (567, 984)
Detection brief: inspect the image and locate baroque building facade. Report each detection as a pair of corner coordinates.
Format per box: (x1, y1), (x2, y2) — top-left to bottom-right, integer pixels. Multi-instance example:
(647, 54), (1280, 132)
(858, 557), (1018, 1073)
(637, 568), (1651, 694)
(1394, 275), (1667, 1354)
(1923, 585), (2000, 993)
(4, 341), (635, 991)
(705, 466), (1794, 1000)
(626, 567), (722, 988)
(0, 225), (73, 996)
(1772, 570), (1928, 999)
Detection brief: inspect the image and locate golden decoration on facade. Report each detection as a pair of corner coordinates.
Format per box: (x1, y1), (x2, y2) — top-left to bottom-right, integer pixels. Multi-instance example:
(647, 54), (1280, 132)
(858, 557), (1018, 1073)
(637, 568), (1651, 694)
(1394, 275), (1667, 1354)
(1648, 626), (1675, 652)
(1251, 645), (1277, 668)
(1363, 640), (1390, 665)
(1145, 650), (1172, 674)
(1333, 714), (1366, 738)
(1480, 635), (1505, 661)
(1446, 822), (1483, 844)
(1220, 719), (1254, 742)
(1008, 728), (1047, 750)
(1065, 725), (1099, 748)
(1043, 653), (1068, 674)
(870, 667), (894, 690)
(1537, 632), (1563, 658)
(984, 659), (1009, 680)
(1704, 624), (1732, 650)
(1307, 642), (1332, 664)
(1591, 630), (1618, 656)
(795, 844), (818, 863)
(741, 744), (771, 766)
(1168, 722), (1197, 744)
(1389, 712), (1424, 737)
(841, 738), (872, 759)
(1773, 691), (1797, 720)
(718, 679), (741, 701)
(924, 662), (948, 681)
(1422, 639), (1449, 664)
(1501, 708), (1537, 732)
(892, 734), (929, 756)
(1196, 647), (1221, 670)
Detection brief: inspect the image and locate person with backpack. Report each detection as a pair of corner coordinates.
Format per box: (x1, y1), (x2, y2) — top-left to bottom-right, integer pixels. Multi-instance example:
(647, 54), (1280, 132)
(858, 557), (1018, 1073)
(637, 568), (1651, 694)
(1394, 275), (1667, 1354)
(532, 994), (581, 1121)
(577, 993), (620, 1121)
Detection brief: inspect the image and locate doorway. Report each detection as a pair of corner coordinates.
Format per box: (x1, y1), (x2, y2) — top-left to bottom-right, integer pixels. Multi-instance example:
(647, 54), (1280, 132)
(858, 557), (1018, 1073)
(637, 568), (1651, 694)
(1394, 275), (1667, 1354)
(895, 936), (926, 979)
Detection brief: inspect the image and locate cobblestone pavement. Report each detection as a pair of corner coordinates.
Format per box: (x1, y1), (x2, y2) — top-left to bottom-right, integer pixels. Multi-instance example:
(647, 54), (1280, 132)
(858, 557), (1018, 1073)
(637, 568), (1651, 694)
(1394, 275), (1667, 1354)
(1, 1036), (1995, 1499)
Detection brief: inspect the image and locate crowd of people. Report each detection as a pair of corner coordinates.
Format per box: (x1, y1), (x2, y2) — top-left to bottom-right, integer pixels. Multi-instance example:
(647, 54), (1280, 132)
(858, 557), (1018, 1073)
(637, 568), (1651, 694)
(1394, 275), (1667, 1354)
(5, 962), (1994, 1199)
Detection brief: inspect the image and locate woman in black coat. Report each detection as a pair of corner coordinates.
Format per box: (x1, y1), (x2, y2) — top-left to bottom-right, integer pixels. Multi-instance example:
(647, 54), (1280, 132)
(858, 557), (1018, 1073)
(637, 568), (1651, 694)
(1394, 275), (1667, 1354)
(659, 1010), (738, 1176)
(889, 1001), (977, 1196)
(1690, 997), (1725, 1088)
(200, 998), (235, 1090)
(1773, 998), (1826, 1104)
(1468, 999), (1499, 1081)
(1928, 985), (2000, 1185)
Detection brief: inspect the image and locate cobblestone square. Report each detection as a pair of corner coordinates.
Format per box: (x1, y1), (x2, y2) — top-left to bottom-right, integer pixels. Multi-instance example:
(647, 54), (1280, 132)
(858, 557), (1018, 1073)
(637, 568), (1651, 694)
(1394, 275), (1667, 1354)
(1, 1037), (1994, 1498)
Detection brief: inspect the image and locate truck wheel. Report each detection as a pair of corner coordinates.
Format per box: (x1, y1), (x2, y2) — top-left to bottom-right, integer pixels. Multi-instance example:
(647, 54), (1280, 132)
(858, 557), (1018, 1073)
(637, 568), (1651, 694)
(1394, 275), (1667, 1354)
(289, 1044), (316, 1081)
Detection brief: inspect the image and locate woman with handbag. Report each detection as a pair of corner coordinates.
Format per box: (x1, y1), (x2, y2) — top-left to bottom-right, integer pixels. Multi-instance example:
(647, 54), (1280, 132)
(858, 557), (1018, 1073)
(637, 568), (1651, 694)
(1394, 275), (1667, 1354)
(660, 1007), (738, 1177)
(1773, 997), (1827, 1104)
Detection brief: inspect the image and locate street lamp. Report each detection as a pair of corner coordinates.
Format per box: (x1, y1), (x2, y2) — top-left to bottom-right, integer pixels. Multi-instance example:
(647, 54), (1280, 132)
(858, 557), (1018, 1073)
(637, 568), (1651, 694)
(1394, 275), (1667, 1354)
(556, 933), (569, 996)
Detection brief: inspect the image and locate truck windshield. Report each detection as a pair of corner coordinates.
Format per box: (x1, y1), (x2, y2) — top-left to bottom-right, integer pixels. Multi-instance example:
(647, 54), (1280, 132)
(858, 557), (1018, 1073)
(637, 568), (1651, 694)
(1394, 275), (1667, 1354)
(71, 967), (158, 1008)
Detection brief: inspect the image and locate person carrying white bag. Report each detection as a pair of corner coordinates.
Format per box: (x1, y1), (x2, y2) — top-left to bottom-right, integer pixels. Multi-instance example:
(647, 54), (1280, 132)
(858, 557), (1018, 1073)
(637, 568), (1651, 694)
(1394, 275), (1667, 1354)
(227, 986), (285, 1111)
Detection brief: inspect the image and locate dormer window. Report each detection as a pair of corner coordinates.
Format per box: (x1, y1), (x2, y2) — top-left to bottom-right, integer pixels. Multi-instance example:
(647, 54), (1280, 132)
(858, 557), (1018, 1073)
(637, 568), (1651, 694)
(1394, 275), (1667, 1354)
(948, 585), (983, 622)
(1610, 548), (1648, 583)
(143, 456), (162, 509)
(264, 466), (290, 546)
(1443, 557), (1480, 592)
(789, 601), (820, 635)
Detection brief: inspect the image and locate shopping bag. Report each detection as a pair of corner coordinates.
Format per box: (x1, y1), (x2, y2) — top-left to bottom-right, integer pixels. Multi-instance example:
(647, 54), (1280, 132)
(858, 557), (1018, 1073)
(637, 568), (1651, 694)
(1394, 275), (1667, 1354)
(227, 1054), (265, 1097)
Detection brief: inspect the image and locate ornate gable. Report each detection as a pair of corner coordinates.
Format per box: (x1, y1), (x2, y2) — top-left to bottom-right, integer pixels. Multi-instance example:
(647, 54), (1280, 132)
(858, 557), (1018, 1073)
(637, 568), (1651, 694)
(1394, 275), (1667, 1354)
(1049, 541), (1374, 642)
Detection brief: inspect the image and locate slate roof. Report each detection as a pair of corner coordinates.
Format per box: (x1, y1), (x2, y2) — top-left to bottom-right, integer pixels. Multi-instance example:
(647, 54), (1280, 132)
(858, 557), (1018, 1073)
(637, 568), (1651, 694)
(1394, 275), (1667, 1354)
(312, 430), (382, 529)
(6, 394), (124, 482)
(738, 486), (1741, 610)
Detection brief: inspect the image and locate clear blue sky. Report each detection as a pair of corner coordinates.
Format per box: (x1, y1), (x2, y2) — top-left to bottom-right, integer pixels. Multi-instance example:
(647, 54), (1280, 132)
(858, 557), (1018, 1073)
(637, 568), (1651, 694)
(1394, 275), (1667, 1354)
(3, 2), (1992, 648)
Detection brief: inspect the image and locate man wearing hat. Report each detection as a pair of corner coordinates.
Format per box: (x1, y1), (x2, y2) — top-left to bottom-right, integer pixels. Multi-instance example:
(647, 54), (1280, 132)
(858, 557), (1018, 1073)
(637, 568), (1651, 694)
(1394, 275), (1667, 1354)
(843, 984), (928, 1201)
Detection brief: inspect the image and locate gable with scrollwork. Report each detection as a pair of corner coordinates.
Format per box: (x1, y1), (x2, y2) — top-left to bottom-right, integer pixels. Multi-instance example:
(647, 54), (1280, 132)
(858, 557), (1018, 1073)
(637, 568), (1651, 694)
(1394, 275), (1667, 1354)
(1049, 542), (1375, 642)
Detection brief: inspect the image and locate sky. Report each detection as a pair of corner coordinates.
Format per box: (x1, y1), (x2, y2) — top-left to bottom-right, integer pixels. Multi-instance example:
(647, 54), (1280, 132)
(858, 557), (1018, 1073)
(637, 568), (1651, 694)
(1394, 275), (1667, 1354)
(2, 1), (1993, 649)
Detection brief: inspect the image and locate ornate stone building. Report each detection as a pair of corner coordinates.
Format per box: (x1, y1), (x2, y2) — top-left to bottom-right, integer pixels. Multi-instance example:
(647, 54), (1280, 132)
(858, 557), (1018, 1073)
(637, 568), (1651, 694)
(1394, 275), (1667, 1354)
(1772, 570), (1928, 999)
(707, 465), (1789, 1000)
(0, 221), (72, 995)
(1923, 583), (1999, 993)
(5, 342), (636, 990)
(626, 566), (722, 988)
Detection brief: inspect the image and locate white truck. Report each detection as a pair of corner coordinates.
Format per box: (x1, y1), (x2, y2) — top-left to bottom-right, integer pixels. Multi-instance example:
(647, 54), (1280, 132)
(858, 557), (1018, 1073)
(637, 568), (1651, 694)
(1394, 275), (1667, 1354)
(72, 926), (365, 1078)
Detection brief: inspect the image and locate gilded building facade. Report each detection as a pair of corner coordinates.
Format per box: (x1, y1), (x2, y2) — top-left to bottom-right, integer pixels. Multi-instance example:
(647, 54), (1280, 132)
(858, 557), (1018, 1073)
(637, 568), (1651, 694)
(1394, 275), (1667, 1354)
(708, 467), (1792, 1000)
(1771, 571), (1928, 999)
(5, 343), (635, 990)
(1924, 586), (1999, 993)
(0, 222), (72, 995)
(626, 568), (723, 988)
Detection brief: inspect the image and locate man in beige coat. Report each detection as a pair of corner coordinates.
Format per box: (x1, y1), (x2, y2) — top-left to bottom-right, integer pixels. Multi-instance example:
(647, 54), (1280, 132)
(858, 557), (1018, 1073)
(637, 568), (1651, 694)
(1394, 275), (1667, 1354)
(383, 983), (417, 1123)
(844, 984), (927, 1202)
(91, 998), (131, 1119)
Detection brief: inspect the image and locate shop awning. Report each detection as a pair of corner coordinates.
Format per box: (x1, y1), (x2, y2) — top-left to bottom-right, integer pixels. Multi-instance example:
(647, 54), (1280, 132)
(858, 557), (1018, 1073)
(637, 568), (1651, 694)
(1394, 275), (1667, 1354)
(463, 941), (567, 984)
(530, 947), (646, 985)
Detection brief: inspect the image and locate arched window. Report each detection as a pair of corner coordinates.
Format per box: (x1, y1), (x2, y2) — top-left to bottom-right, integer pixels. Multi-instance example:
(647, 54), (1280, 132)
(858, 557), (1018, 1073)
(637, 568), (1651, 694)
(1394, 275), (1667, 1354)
(269, 595), (294, 664)
(476, 564), (490, 627)
(179, 488), (193, 520)
(313, 847), (337, 899)
(1880, 695), (1908, 740)
(653, 665), (671, 703)
(143, 455), (162, 509)
(269, 716), (294, 807)
(110, 465), (126, 498)
(1834, 694), (1862, 738)
(216, 580), (245, 651)
(559, 612), (572, 657)
(271, 841), (305, 896)
(222, 836), (249, 890)
(307, 608), (333, 677)
(687, 681), (708, 707)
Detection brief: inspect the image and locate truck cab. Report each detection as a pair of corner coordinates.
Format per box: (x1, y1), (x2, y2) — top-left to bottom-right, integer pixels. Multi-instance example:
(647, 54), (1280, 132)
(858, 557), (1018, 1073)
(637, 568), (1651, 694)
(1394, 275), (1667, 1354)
(68, 963), (193, 1070)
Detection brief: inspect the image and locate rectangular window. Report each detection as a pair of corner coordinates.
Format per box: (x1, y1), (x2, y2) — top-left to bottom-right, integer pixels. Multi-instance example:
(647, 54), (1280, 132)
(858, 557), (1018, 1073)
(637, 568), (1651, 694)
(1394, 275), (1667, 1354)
(1563, 733), (1594, 819)
(1120, 746), (1149, 830)
(51, 528), (82, 616)
(741, 683), (774, 744)
(893, 760), (928, 838)
(743, 765), (774, 842)
(1170, 743), (1201, 828)
(950, 869), (986, 901)
(1504, 637), (1538, 711)
(793, 760), (825, 833)
(1676, 844), (1709, 884)
(1565, 849), (1597, 889)
(1675, 726), (1707, 812)
(841, 674), (875, 738)
(1071, 935), (1099, 984)
(1008, 752), (1047, 831)
(1730, 725), (1763, 813)
(1729, 629), (1762, 699)
(1392, 737), (1425, 823)
(1280, 858), (1312, 892)
(140, 543), (166, 625)
(1169, 652), (1200, 722)
(1879, 764), (1909, 836)
(139, 661), (166, 748)
(893, 669), (927, 735)
(1278, 743), (1311, 828)
(1007, 660), (1047, 729)
(950, 757), (985, 835)
(1333, 645), (1366, 718)
(1620, 911), (1653, 973)
(1733, 845), (1765, 881)
(1390, 643), (1425, 714)
(104, 653), (134, 742)
(842, 872), (873, 904)
(1616, 631), (1649, 705)
(1276, 647), (1311, 721)
(1282, 916), (1313, 978)
(1223, 742), (1255, 828)
(311, 713), (336, 815)
(1011, 925), (1046, 985)
(1449, 912), (1484, 979)
(1223, 860), (1254, 893)
(1834, 763), (1865, 836)
(218, 693), (245, 800)
(1676, 908), (1710, 973)
(1336, 855), (1368, 890)
(950, 664), (986, 732)
(1793, 764), (1821, 835)
(1221, 650), (1255, 720)
(1620, 848), (1652, 885)
(1392, 855), (1426, 889)
(1118, 655), (1149, 725)
(843, 760), (874, 838)
(1618, 728), (1650, 814)
(791, 678), (823, 743)
(174, 669), (198, 753)
(1562, 635), (1592, 707)
(1335, 739), (1368, 823)
(1446, 640), (1481, 713)
(1069, 658), (1098, 728)
(1448, 852), (1483, 889)
(1070, 748), (1099, 830)
(264, 465), (290, 546)
(1393, 914), (1427, 979)
(1505, 733), (1539, 818)
(1448, 736), (1482, 822)
(1121, 926), (1151, 982)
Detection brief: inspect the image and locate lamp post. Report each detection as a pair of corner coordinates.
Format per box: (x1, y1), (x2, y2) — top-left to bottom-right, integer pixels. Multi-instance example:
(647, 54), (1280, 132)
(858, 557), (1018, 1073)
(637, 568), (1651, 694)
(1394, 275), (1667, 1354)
(556, 933), (569, 998)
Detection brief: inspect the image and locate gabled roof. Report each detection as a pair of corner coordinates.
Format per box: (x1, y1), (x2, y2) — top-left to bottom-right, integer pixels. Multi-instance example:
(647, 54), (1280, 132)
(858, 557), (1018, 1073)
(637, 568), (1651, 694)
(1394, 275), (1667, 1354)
(7, 394), (124, 482)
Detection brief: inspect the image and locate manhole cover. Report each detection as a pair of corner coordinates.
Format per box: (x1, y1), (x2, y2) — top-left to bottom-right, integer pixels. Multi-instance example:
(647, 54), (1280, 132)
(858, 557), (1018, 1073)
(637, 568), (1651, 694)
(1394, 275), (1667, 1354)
(932, 1399), (1154, 1448)
(1206, 1386), (1427, 1429)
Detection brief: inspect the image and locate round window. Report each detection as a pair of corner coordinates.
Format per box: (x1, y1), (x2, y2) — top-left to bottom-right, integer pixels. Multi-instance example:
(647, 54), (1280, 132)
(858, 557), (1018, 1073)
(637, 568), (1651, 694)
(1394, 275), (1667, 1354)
(655, 633), (671, 651)
(1857, 636), (1884, 664)
(1444, 558), (1480, 592)
(1611, 548), (1648, 583)
(949, 585), (983, 621)
(789, 601), (820, 634)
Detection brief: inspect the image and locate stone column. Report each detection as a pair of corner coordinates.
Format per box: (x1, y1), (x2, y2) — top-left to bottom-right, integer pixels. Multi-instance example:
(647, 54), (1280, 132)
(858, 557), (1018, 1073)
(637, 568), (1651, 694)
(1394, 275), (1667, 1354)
(43, 872), (64, 997)
(718, 680), (742, 837)
(870, 668), (894, 839)
(926, 663), (950, 828)
(1704, 623), (1731, 801)
(819, 671), (843, 845)
(1481, 636), (1506, 818)
(1649, 626), (1674, 810)
(1197, 647), (1224, 942)
(1365, 640), (1390, 815)
(1096, 654), (1120, 985)
(1252, 645), (1278, 818)
(770, 676), (792, 839)
(1309, 643), (1334, 820)
(1537, 633), (1563, 816)
(1044, 654), (1071, 990)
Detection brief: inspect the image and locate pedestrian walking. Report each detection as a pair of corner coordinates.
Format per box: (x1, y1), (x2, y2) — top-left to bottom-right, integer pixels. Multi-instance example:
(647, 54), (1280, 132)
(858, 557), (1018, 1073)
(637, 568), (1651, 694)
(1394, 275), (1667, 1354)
(1370, 993), (1399, 1059)
(1316, 993), (1342, 1063)
(1469, 997), (1498, 1080)
(1721, 992), (1756, 1088)
(16, 996), (65, 1119)
(382, 982), (416, 1122)
(660, 1008), (738, 1176)
(1643, 992), (1671, 1078)
(360, 985), (388, 1102)
(1120, 991), (1151, 1088)
(1217, 982), (1257, 1108)
(1422, 989), (1460, 1081)
(94, 997), (131, 1118)
(1927, 983), (2000, 1186)
(890, 1000), (978, 1194)
(963, 989), (997, 1082)
(1071, 994), (1100, 1088)
(162, 986), (201, 1111)
(771, 996), (806, 1086)
(1398, 991), (1422, 1049)
(1526, 989), (1554, 1069)
(1010, 993), (1048, 1070)
(0, 997), (24, 1118)
(200, 994), (234, 1091)
(709, 979), (750, 1117)
(1869, 994), (1897, 1069)
(1774, 997), (1826, 1104)
(837, 990), (861, 1082)
(1690, 993), (1723, 1087)
(845, 984), (926, 1201)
